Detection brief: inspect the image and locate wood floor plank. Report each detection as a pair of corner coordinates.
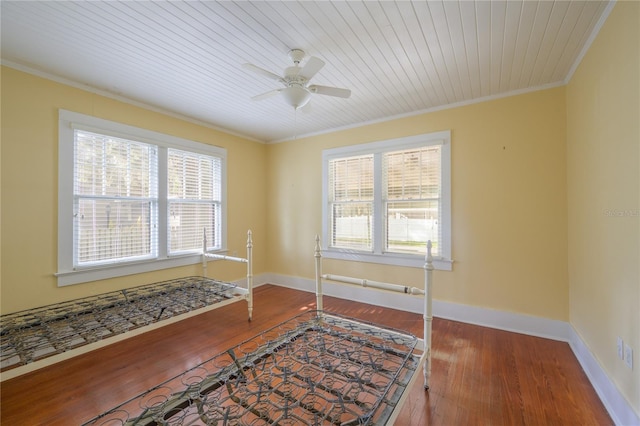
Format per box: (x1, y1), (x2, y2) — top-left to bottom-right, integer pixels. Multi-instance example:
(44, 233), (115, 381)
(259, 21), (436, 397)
(0, 284), (612, 425)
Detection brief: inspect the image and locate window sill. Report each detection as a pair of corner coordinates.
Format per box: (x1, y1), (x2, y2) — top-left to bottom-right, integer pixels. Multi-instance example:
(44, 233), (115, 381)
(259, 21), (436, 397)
(55, 252), (225, 287)
(321, 249), (453, 271)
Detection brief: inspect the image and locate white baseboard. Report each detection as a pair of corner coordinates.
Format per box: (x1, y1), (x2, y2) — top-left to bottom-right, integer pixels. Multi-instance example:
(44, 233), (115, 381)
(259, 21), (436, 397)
(262, 273), (639, 426)
(261, 273), (571, 340)
(569, 328), (640, 426)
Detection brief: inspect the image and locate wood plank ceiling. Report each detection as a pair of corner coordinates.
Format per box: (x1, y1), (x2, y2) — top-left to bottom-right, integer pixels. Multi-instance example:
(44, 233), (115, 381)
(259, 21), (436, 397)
(1, 1), (613, 142)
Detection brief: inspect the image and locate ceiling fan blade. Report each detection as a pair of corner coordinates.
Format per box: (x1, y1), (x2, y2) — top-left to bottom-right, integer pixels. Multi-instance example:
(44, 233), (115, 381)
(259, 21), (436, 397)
(298, 56), (325, 80)
(243, 63), (284, 82)
(251, 89), (282, 101)
(308, 85), (351, 98)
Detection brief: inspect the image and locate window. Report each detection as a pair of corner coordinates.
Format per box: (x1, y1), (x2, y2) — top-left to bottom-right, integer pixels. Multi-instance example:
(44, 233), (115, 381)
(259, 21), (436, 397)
(322, 131), (451, 270)
(58, 110), (226, 286)
(74, 131), (158, 266)
(168, 149), (221, 254)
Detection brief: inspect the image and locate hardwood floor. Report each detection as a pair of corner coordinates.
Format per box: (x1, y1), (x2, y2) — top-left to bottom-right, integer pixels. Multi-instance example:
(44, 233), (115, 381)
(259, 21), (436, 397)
(1, 284), (611, 425)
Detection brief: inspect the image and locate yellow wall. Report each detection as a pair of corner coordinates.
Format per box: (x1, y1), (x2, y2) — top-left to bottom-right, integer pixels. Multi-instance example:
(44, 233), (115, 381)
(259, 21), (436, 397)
(567, 1), (640, 415)
(0, 67), (268, 313)
(267, 87), (569, 321)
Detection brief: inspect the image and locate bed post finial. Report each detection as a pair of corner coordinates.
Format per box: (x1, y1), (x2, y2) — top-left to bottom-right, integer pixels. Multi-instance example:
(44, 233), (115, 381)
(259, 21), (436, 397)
(314, 235), (323, 314)
(424, 240), (434, 390)
(246, 230), (253, 322)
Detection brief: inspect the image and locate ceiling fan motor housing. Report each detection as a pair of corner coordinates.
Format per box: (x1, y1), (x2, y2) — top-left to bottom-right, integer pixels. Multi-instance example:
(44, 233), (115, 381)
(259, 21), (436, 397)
(288, 48), (306, 65)
(284, 66), (305, 83)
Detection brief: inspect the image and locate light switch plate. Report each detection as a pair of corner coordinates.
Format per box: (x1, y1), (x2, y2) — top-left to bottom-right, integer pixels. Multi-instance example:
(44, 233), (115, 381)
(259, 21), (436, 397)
(624, 344), (633, 370)
(617, 337), (624, 359)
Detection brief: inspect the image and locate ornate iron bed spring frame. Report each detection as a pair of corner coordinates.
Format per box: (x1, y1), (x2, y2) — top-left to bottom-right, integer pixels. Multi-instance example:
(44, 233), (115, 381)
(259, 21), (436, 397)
(0, 231), (254, 382)
(82, 237), (433, 426)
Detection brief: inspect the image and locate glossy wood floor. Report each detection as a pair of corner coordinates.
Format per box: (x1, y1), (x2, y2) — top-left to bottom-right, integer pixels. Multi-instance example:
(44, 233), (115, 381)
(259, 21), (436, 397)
(1, 284), (612, 425)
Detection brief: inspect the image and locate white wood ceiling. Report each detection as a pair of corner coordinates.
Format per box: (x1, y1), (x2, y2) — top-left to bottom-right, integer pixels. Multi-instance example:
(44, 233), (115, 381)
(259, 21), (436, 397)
(1, 1), (613, 143)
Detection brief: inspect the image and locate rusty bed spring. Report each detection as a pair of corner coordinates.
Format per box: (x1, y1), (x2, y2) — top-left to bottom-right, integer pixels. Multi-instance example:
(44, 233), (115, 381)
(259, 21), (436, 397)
(1, 277), (238, 371)
(84, 310), (419, 426)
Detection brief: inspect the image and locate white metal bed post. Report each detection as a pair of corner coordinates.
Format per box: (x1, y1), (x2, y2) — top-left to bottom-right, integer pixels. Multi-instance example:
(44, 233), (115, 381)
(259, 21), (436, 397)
(202, 228), (254, 322)
(314, 235), (323, 314)
(424, 240), (434, 390)
(246, 230), (253, 322)
(202, 229), (209, 276)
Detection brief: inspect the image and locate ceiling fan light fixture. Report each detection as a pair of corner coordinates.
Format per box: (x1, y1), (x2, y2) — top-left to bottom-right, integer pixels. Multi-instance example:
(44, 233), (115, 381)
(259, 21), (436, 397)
(281, 85), (311, 110)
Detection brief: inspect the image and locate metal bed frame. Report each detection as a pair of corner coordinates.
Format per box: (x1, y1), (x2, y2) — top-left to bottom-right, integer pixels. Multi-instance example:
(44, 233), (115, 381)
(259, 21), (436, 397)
(315, 236), (433, 395)
(83, 237), (433, 425)
(0, 230), (254, 382)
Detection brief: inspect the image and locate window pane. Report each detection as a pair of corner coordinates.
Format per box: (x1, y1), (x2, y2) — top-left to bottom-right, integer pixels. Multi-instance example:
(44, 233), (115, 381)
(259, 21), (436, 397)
(331, 202), (373, 250)
(386, 200), (439, 256)
(168, 149), (222, 253)
(329, 155), (373, 201)
(76, 199), (152, 264)
(169, 202), (220, 253)
(384, 146), (441, 256)
(385, 146), (441, 200)
(74, 130), (154, 198)
(74, 130), (157, 267)
(168, 149), (221, 201)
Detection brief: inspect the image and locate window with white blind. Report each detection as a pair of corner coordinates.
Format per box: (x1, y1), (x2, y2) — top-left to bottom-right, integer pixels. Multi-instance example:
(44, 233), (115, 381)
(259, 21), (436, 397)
(74, 131), (158, 266)
(328, 154), (374, 251)
(58, 110), (226, 286)
(322, 131), (452, 270)
(168, 149), (221, 254)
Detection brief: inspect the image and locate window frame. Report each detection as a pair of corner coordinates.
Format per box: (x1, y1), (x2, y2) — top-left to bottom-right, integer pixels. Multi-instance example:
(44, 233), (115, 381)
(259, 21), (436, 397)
(322, 131), (452, 271)
(57, 110), (227, 286)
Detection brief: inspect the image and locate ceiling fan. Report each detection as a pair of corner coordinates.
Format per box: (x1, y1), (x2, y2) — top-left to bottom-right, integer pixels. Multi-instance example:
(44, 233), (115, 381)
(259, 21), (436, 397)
(243, 49), (351, 110)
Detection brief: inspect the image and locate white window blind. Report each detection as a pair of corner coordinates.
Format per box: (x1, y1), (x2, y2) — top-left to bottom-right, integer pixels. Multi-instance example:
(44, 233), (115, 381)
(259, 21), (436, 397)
(328, 154), (374, 250)
(168, 149), (221, 254)
(74, 130), (157, 266)
(383, 146), (441, 256)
